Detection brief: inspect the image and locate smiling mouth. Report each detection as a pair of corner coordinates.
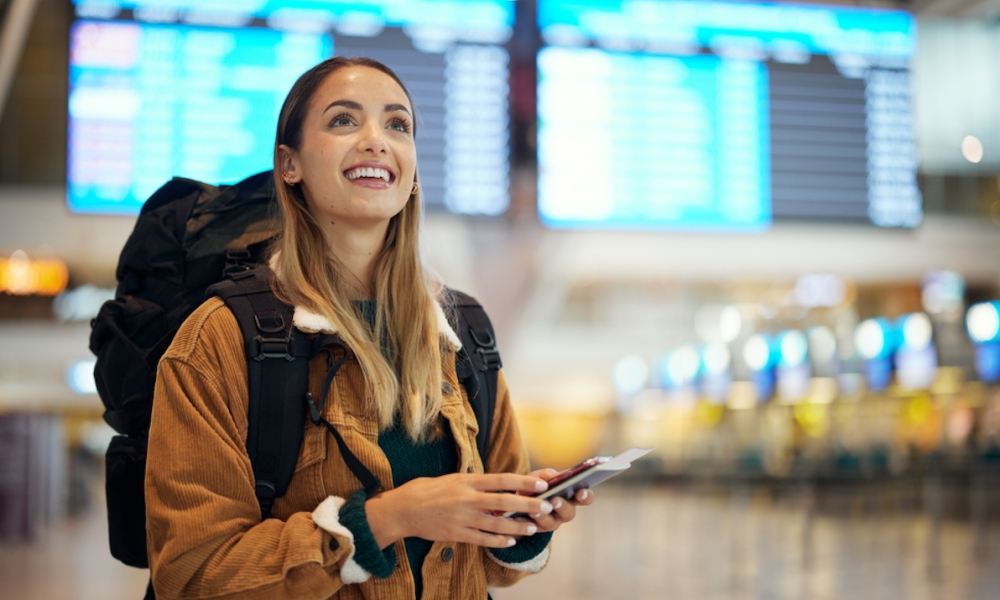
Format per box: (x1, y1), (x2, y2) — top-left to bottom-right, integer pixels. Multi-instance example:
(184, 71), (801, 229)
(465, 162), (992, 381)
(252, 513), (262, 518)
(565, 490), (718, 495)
(344, 166), (395, 183)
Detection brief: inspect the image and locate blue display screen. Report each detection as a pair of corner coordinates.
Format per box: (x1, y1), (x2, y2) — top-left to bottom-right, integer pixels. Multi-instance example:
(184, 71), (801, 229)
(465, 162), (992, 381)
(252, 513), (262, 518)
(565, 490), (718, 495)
(538, 0), (915, 58)
(538, 48), (770, 230)
(537, 0), (922, 230)
(67, 0), (515, 215)
(68, 21), (330, 213)
(76, 0), (514, 31)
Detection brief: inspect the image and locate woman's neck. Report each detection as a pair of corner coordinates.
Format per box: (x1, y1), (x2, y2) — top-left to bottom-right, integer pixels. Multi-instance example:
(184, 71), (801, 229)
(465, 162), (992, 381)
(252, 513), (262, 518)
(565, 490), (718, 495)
(323, 221), (387, 299)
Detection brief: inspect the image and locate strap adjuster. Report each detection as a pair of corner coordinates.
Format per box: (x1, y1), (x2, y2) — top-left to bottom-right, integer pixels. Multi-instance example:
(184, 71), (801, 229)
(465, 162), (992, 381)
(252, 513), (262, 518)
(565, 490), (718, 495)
(225, 249), (251, 261)
(255, 479), (276, 499)
(223, 249), (254, 277)
(256, 480), (276, 519)
(468, 327), (502, 371)
(476, 347), (502, 370)
(252, 335), (293, 361)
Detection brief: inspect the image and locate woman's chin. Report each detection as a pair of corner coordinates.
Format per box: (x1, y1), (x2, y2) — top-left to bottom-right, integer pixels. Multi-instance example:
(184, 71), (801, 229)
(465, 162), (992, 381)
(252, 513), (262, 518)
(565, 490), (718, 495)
(330, 203), (407, 230)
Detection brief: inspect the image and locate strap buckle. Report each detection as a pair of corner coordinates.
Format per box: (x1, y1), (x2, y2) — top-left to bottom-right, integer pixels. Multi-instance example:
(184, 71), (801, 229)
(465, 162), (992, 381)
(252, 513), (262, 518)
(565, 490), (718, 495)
(223, 249), (253, 277)
(305, 392), (322, 425)
(476, 346), (502, 371)
(252, 335), (293, 361)
(468, 328), (502, 371)
(256, 480), (276, 519)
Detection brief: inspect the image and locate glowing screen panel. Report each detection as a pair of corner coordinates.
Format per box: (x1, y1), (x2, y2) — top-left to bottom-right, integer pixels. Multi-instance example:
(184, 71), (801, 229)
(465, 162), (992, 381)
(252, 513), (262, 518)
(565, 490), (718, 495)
(68, 1), (514, 215)
(537, 0), (921, 230)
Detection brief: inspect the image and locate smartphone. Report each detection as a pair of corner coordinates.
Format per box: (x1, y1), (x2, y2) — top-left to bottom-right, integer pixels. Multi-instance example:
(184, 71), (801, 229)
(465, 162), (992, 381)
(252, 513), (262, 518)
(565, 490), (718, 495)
(500, 447), (653, 519)
(526, 456), (611, 497)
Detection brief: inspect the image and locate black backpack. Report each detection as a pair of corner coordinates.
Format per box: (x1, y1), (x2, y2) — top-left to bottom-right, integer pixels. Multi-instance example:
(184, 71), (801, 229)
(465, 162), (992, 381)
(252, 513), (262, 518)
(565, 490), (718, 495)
(90, 170), (502, 570)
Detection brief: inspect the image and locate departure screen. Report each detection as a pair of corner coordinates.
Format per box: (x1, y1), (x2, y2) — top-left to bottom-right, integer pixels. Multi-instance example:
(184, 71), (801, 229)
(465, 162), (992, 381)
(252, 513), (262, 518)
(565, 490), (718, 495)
(67, 0), (514, 215)
(536, 0), (922, 230)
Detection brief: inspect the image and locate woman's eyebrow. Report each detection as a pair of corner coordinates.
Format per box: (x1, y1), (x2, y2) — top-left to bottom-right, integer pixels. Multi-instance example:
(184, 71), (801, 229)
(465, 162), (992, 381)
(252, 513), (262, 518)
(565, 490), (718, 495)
(384, 103), (411, 116)
(323, 99), (362, 113)
(322, 100), (410, 116)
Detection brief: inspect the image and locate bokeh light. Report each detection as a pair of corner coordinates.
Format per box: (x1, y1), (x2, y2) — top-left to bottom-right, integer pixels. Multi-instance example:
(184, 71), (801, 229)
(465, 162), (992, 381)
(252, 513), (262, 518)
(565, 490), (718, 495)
(961, 135), (984, 163)
(613, 354), (648, 394)
(967, 302), (1000, 343)
(743, 334), (772, 372)
(901, 312), (933, 350)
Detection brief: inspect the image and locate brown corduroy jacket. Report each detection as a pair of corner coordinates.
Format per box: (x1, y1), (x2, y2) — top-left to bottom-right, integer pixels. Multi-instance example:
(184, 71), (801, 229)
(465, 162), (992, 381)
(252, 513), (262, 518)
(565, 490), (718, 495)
(145, 296), (549, 600)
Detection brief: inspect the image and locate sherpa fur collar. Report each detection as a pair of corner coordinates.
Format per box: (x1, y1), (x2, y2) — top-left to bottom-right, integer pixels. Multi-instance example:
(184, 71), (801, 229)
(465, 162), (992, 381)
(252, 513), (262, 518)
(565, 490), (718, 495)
(268, 254), (462, 350)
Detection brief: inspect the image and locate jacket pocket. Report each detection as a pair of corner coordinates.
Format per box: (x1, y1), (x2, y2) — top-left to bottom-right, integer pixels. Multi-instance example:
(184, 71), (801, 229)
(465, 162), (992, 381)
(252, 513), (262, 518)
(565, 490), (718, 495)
(294, 423), (326, 472)
(441, 402), (481, 474)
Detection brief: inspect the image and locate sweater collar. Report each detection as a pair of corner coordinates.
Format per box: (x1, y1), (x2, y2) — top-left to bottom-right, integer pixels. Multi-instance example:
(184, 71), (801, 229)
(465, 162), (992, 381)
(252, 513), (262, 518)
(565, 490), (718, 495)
(268, 254), (462, 350)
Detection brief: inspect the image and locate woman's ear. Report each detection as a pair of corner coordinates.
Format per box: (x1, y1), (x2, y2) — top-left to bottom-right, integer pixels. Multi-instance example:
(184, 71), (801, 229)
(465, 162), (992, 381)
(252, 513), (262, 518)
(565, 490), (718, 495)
(277, 144), (301, 185)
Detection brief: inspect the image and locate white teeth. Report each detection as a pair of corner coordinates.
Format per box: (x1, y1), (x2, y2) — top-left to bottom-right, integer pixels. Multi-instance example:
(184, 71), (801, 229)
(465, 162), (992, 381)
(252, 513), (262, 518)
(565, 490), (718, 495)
(346, 167), (391, 182)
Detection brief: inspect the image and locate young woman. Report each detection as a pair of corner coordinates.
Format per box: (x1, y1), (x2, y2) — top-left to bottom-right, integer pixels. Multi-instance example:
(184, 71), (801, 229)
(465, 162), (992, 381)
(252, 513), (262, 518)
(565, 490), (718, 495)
(144, 57), (593, 600)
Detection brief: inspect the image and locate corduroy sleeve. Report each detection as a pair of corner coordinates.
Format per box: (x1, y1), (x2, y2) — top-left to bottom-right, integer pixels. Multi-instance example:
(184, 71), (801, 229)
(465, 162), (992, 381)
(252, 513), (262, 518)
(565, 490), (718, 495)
(145, 300), (362, 600)
(480, 371), (553, 586)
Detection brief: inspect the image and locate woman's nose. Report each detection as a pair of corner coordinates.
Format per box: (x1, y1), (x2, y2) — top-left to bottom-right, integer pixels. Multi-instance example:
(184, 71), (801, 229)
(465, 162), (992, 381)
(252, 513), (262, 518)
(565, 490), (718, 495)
(358, 122), (388, 154)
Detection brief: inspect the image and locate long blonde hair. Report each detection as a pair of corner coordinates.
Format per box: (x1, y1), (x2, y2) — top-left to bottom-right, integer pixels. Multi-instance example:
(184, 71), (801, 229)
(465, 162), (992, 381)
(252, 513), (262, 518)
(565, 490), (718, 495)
(271, 57), (444, 441)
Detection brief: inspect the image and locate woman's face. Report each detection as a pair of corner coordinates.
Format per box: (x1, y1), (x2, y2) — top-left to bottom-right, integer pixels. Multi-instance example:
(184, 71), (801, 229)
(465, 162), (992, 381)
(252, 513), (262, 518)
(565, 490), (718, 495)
(281, 66), (416, 232)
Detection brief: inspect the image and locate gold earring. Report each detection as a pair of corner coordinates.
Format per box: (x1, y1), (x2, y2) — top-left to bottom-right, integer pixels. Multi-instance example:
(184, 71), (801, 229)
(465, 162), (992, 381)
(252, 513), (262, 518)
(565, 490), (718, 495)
(411, 181), (419, 195)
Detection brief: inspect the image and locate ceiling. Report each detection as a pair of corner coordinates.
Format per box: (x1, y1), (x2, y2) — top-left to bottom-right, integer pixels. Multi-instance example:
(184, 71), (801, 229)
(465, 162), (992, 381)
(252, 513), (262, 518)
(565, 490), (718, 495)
(789, 0), (1000, 20)
(912, 0), (1000, 19)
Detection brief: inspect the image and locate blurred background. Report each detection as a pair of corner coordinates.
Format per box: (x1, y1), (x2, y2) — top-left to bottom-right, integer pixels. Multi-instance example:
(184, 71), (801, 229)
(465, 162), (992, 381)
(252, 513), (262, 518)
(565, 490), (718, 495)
(1, 0), (1000, 598)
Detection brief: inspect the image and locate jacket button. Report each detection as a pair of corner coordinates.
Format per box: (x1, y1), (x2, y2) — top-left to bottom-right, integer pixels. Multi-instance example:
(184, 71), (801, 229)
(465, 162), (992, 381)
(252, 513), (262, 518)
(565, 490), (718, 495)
(442, 381), (454, 395)
(441, 546), (454, 562)
(466, 466), (473, 473)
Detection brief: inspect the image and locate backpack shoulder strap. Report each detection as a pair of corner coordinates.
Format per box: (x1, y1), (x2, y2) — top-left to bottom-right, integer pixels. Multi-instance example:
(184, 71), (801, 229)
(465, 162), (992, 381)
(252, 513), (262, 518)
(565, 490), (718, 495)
(446, 290), (502, 464)
(207, 268), (313, 518)
(207, 267), (383, 516)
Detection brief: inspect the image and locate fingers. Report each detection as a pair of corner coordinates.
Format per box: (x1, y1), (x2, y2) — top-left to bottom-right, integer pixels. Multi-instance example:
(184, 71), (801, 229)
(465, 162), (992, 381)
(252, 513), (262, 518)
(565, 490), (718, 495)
(480, 492), (554, 517)
(531, 495), (574, 531)
(527, 468), (560, 481)
(473, 514), (539, 537)
(551, 495), (577, 522)
(465, 530), (518, 549)
(472, 473), (548, 495)
(531, 490), (594, 531)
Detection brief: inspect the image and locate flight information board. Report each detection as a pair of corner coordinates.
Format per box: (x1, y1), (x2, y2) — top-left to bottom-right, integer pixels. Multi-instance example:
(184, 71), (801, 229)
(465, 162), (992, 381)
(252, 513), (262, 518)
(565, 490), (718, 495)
(537, 0), (922, 230)
(68, 0), (514, 215)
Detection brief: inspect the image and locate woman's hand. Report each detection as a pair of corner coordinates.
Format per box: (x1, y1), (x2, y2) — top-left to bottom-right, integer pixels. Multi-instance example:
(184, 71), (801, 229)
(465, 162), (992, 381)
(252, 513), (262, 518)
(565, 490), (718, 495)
(365, 473), (555, 550)
(523, 468), (595, 533)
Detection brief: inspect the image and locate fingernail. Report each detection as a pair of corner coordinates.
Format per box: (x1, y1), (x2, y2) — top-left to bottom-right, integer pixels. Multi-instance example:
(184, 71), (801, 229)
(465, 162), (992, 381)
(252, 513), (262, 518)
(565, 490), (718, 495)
(540, 501), (553, 514)
(531, 513), (542, 519)
(507, 537), (516, 547)
(526, 524), (537, 535)
(534, 480), (548, 492)
(552, 497), (563, 509)
(580, 490), (590, 501)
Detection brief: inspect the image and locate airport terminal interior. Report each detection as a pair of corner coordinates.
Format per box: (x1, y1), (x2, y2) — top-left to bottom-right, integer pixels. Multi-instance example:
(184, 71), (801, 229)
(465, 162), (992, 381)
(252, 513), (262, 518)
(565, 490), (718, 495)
(2, 0), (1000, 598)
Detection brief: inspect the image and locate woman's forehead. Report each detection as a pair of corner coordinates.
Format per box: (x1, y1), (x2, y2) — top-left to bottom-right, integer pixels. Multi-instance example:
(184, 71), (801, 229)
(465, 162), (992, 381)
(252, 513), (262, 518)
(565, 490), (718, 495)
(311, 66), (411, 111)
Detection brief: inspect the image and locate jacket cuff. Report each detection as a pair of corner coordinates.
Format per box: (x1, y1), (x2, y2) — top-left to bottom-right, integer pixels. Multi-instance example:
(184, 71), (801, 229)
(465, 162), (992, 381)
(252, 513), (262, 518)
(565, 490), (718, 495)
(311, 494), (384, 584)
(486, 531), (552, 573)
(336, 489), (397, 579)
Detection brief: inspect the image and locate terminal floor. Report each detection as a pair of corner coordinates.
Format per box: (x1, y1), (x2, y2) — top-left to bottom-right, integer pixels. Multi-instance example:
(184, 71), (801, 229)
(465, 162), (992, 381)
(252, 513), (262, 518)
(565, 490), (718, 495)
(2, 478), (999, 600)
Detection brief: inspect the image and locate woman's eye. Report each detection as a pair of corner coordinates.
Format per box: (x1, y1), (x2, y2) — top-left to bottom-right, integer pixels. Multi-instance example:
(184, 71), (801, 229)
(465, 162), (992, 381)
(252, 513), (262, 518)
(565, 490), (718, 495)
(330, 114), (354, 127)
(388, 118), (410, 134)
